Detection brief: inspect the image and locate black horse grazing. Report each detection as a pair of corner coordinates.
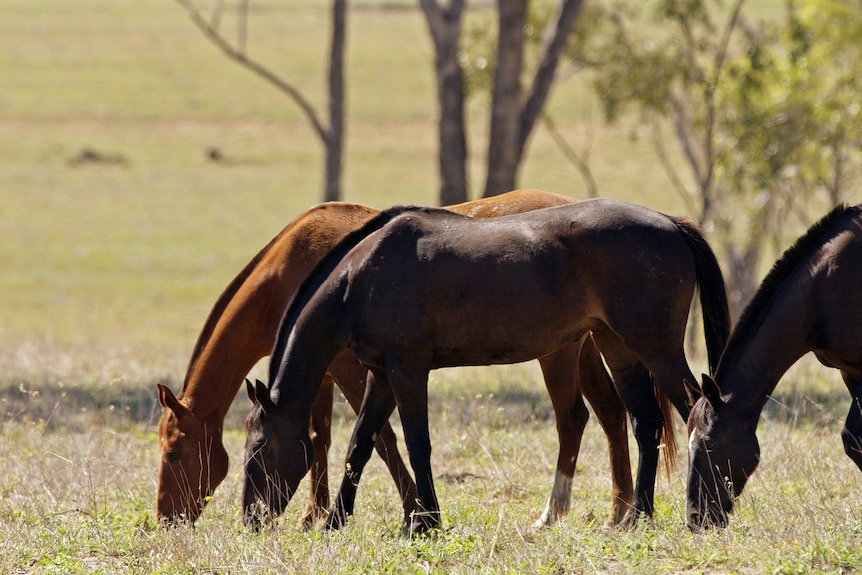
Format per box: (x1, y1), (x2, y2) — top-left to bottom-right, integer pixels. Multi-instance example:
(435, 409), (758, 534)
(243, 198), (730, 534)
(686, 204), (862, 532)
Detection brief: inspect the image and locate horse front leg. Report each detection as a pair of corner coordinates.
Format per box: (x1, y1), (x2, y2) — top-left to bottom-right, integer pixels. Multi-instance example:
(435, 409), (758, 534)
(326, 369), (397, 531)
(328, 351), (418, 528)
(387, 363), (438, 536)
(303, 372), (334, 528)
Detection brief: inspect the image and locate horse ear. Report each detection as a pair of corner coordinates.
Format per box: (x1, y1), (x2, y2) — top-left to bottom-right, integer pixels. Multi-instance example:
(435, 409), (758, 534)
(157, 383), (188, 416)
(254, 379), (276, 413)
(245, 378), (256, 405)
(684, 379), (702, 407)
(701, 373), (725, 409)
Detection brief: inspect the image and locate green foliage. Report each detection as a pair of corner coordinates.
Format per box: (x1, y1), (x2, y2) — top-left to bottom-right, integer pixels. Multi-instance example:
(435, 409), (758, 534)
(564, 0), (862, 308)
(586, 0), (862, 211)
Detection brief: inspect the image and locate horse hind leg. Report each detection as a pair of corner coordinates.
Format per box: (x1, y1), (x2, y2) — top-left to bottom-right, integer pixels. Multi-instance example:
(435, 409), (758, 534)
(591, 326), (663, 529)
(535, 341), (589, 528)
(840, 374), (862, 471)
(578, 336), (633, 527)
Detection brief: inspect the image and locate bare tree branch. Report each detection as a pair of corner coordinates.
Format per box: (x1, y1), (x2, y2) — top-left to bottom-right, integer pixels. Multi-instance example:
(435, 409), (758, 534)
(174, 0), (328, 142)
(542, 114), (598, 198)
(518, 0), (586, 157)
(668, 92), (706, 191)
(649, 117), (700, 219)
(238, 0), (250, 54)
(210, 0), (224, 31)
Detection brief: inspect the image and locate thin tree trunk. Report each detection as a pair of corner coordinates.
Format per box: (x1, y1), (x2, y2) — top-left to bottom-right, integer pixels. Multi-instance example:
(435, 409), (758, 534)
(175, 0), (345, 203)
(325, 0), (347, 202)
(517, 0), (585, 159)
(420, 0), (468, 205)
(485, 0), (527, 198)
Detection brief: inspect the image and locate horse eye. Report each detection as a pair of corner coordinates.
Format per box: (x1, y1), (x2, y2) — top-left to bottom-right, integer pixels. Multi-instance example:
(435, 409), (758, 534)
(167, 451), (182, 463)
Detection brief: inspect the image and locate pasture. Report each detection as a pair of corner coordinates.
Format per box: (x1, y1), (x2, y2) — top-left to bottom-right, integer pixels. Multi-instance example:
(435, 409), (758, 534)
(1, 0), (861, 572)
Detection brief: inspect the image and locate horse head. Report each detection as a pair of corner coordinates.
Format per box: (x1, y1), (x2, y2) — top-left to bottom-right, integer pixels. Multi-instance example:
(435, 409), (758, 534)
(684, 375), (760, 532)
(156, 383), (229, 526)
(242, 379), (314, 530)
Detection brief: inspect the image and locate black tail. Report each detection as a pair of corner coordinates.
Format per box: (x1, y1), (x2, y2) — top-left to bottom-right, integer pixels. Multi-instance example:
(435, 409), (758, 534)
(670, 218), (731, 374)
(269, 204), (422, 373)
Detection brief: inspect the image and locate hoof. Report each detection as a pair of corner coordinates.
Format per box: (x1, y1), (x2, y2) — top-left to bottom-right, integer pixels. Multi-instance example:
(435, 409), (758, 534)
(617, 508), (649, 530)
(403, 510), (441, 538)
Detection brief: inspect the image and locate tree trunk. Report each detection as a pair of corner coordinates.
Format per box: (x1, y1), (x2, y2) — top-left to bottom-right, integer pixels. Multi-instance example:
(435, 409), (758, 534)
(420, 0), (468, 206)
(484, 0), (527, 198)
(324, 0), (347, 202)
(517, 0), (585, 159)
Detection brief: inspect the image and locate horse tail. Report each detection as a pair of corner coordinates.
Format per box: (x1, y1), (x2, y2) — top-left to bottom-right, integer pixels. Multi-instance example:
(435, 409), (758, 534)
(655, 380), (677, 478)
(269, 204), (422, 375)
(669, 217), (731, 375)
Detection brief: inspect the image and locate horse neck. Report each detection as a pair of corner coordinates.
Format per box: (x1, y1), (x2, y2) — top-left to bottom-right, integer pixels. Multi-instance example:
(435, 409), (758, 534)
(181, 290), (280, 422)
(269, 284), (350, 416)
(183, 327), (274, 424)
(717, 283), (814, 417)
(180, 244), (302, 422)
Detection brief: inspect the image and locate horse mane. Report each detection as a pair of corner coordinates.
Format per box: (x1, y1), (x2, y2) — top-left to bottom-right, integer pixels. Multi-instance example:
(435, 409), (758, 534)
(718, 203), (861, 372)
(179, 223), (296, 394)
(267, 204), (423, 384)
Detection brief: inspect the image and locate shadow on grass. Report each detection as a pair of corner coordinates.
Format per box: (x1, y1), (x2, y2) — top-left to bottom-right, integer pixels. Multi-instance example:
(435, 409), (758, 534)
(0, 376), (255, 432)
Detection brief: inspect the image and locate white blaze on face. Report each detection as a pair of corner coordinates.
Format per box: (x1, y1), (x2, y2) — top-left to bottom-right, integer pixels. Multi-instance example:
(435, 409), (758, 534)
(688, 425), (699, 456)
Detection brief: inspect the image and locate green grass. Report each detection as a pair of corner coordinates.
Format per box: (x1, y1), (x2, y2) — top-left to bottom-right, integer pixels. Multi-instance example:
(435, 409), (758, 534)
(2, 0), (861, 572)
(2, 360), (861, 573)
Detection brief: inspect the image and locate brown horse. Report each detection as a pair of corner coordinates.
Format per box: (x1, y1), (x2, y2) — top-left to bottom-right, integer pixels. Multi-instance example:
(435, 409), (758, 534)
(156, 189), (636, 528)
(244, 198), (730, 533)
(685, 204), (862, 532)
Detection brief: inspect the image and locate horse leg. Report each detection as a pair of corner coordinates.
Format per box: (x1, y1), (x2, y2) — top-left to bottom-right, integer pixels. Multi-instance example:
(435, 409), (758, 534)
(840, 373), (862, 471)
(591, 326), (663, 529)
(534, 341), (589, 528)
(578, 336), (633, 527)
(386, 363), (440, 535)
(327, 351), (418, 528)
(326, 369), (398, 531)
(303, 372), (334, 528)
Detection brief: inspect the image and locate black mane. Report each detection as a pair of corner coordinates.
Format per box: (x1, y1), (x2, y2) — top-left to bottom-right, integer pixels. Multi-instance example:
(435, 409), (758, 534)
(267, 204), (424, 386)
(718, 203), (861, 373)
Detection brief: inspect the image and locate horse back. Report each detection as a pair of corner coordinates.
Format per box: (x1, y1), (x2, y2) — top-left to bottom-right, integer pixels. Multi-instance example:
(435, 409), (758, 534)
(340, 198), (697, 368)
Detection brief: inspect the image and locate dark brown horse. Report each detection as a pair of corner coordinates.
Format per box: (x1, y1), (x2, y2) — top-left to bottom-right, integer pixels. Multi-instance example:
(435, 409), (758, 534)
(156, 189), (635, 529)
(244, 198), (730, 533)
(685, 204), (862, 532)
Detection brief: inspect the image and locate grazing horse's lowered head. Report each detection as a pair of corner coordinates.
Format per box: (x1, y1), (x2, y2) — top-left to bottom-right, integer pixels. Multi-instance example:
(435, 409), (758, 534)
(242, 379), (314, 529)
(156, 383), (229, 525)
(684, 376), (760, 532)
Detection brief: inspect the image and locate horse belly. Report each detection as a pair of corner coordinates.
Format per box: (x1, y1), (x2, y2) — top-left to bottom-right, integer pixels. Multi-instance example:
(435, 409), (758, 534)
(430, 304), (594, 368)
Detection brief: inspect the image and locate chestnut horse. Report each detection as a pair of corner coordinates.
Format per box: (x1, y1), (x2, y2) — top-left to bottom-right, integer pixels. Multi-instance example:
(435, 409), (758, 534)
(686, 204), (862, 532)
(156, 189), (636, 528)
(244, 198), (730, 533)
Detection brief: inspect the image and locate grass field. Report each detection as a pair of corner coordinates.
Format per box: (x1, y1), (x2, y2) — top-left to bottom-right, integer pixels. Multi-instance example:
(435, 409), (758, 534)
(1, 0), (861, 572)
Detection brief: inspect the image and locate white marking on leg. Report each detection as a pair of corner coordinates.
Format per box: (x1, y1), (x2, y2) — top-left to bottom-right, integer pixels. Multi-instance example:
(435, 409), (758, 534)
(534, 470), (573, 527)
